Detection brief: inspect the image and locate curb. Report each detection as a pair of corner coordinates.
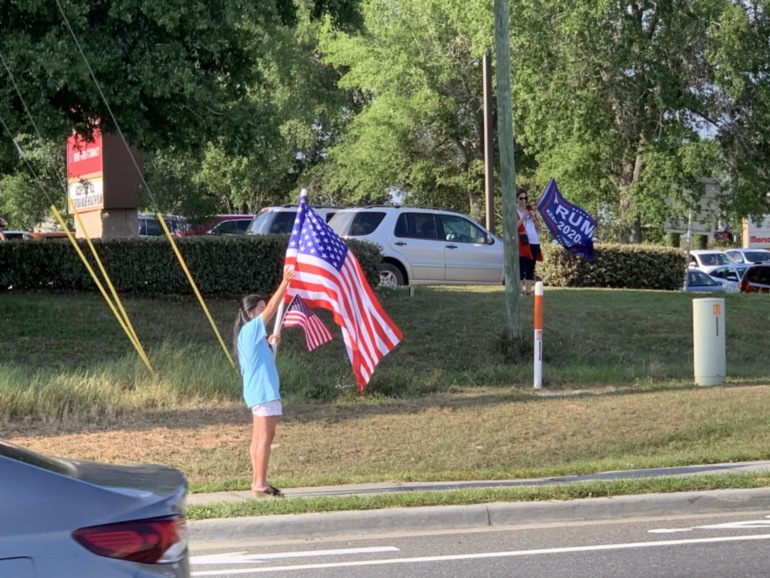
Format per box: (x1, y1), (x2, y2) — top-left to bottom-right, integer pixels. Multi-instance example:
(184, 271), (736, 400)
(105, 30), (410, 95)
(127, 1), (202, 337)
(189, 487), (770, 544)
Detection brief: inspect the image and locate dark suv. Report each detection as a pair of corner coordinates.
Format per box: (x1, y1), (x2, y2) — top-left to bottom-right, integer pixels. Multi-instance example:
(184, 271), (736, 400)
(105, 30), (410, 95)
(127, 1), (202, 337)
(246, 205), (340, 235)
(738, 264), (770, 293)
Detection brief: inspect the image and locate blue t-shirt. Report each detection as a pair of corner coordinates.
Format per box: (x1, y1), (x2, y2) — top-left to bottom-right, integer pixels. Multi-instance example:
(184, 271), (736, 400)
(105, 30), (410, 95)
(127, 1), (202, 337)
(237, 316), (280, 407)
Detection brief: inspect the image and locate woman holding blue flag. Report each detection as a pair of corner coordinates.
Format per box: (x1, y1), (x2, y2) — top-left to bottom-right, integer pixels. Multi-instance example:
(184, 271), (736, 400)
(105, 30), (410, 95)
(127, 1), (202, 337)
(517, 189), (543, 296)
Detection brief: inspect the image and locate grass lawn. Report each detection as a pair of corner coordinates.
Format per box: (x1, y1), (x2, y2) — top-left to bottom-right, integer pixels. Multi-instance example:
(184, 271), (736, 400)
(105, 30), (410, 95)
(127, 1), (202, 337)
(2, 286), (770, 512)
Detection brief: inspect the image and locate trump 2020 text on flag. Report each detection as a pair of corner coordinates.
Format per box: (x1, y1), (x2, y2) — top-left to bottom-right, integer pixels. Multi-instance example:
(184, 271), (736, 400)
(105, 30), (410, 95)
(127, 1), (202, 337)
(536, 178), (597, 259)
(284, 192), (402, 391)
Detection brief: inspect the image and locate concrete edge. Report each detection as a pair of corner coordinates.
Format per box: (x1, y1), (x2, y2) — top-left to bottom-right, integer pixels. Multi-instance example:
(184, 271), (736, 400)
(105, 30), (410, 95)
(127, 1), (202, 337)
(189, 488), (770, 543)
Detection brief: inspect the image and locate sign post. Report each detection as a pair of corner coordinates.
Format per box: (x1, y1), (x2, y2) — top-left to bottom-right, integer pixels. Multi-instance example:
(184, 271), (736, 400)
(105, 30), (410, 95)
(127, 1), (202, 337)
(534, 281), (543, 389)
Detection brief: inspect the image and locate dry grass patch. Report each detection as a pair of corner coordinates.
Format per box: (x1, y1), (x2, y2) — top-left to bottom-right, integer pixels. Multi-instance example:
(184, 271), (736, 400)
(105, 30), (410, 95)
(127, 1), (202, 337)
(8, 384), (770, 491)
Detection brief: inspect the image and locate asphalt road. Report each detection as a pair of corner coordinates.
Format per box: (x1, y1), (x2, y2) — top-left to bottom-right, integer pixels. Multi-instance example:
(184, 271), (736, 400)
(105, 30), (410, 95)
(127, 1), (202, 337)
(189, 511), (770, 578)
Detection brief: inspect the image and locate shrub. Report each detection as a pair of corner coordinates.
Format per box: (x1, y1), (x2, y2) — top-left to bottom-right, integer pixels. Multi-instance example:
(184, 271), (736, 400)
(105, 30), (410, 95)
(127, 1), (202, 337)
(539, 243), (686, 290)
(0, 235), (383, 295)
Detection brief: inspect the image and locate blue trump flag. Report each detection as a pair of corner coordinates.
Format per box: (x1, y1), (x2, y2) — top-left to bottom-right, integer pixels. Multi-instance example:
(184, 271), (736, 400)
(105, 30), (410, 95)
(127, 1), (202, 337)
(536, 178), (597, 259)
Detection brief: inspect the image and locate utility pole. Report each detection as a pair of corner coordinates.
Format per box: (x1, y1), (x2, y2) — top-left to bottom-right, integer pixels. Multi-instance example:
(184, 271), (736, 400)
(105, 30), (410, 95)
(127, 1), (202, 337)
(483, 52), (495, 234)
(493, 0), (522, 341)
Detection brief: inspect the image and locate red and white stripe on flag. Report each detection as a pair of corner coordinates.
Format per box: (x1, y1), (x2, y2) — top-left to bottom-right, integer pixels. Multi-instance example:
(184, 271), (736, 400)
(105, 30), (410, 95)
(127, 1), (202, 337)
(282, 294), (333, 351)
(284, 192), (402, 391)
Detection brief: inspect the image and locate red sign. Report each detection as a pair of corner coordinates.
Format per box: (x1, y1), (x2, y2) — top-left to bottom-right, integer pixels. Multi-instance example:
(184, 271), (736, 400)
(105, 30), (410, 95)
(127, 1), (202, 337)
(67, 129), (103, 179)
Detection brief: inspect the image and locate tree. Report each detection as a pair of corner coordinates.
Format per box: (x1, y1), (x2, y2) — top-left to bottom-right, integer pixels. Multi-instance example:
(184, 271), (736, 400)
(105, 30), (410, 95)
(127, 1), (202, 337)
(0, 0), (362, 223)
(706, 0), (770, 222)
(509, 0), (770, 242)
(319, 0), (504, 217)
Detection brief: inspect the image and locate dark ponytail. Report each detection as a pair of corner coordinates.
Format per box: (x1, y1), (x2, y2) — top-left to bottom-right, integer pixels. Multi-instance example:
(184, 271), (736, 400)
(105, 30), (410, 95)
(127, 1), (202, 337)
(233, 294), (267, 368)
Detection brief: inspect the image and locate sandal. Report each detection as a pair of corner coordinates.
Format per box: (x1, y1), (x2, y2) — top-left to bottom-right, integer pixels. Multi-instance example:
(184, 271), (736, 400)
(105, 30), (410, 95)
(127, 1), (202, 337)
(252, 484), (283, 498)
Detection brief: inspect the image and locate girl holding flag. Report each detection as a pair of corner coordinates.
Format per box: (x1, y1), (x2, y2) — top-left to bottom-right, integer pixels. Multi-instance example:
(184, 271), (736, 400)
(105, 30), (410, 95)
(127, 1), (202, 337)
(233, 266), (294, 498)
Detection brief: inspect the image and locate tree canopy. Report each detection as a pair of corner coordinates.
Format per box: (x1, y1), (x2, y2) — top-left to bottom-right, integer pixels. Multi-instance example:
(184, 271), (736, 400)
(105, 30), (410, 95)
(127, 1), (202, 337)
(2, 0), (770, 241)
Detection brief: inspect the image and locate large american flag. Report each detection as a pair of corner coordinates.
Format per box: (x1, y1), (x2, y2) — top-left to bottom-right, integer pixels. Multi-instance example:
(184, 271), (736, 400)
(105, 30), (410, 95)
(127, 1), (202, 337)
(282, 295), (333, 351)
(284, 191), (402, 391)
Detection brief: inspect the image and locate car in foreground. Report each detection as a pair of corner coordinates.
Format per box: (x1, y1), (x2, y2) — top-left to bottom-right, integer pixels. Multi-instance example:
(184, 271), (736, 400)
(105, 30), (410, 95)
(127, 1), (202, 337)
(328, 206), (504, 287)
(738, 264), (770, 293)
(687, 250), (737, 275)
(724, 248), (770, 266)
(0, 441), (189, 577)
(683, 269), (731, 293)
(247, 205), (340, 235)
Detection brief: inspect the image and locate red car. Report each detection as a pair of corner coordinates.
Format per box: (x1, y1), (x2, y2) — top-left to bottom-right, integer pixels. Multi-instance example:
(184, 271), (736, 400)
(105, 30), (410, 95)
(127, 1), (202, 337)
(738, 264), (770, 293)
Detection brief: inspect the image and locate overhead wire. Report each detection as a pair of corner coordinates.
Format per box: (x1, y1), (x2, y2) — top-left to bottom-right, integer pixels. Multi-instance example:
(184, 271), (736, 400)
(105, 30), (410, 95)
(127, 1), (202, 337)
(53, 0), (235, 368)
(2, 2), (236, 369)
(0, 110), (154, 373)
(0, 50), (154, 373)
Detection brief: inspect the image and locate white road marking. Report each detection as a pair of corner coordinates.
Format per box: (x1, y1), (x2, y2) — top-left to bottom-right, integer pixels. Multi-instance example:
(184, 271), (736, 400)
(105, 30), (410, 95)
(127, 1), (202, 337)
(190, 547), (400, 565)
(190, 533), (770, 576)
(650, 515), (770, 534)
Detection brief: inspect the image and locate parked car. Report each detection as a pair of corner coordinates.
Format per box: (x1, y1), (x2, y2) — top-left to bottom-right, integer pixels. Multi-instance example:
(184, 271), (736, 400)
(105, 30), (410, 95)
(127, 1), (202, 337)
(184, 214), (255, 236)
(683, 268), (730, 292)
(687, 250), (737, 275)
(139, 213), (187, 237)
(738, 264), (770, 293)
(724, 248), (770, 265)
(0, 441), (189, 577)
(206, 217), (254, 235)
(328, 206), (504, 287)
(1, 230), (33, 241)
(29, 231), (68, 240)
(708, 264), (744, 293)
(246, 205), (340, 235)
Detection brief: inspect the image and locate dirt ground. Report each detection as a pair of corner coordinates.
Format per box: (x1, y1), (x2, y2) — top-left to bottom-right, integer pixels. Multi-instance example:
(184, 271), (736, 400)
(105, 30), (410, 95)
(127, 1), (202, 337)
(5, 403), (251, 469)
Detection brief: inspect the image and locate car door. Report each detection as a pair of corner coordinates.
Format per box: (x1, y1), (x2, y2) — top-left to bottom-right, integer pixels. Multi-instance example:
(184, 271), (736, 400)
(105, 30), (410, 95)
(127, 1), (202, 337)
(437, 214), (503, 283)
(388, 213), (446, 282)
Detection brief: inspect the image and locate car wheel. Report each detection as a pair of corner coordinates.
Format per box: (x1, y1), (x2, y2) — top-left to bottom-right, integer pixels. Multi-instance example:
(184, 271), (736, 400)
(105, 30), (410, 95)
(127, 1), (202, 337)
(379, 263), (404, 288)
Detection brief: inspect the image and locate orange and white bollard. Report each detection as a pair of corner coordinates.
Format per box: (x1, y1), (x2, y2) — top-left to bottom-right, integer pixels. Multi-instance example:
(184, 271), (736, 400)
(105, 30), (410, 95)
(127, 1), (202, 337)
(534, 281), (543, 389)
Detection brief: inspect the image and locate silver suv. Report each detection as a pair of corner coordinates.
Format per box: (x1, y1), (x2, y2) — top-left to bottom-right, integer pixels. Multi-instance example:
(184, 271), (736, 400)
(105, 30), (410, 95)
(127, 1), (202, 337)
(246, 205), (340, 235)
(328, 206), (504, 287)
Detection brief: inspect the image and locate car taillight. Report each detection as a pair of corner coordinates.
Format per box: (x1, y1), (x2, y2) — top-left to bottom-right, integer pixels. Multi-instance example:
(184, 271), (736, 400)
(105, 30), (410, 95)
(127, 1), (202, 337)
(72, 516), (187, 564)
(739, 278), (749, 292)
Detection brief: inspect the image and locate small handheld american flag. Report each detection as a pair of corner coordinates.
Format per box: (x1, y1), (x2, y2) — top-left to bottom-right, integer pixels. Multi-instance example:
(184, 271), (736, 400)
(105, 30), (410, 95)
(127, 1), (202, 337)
(282, 294), (333, 351)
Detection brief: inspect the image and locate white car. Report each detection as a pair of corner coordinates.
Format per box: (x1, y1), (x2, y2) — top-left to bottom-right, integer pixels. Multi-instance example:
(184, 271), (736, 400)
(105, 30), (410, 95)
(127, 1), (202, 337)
(328, 206), (504, 287)
(687, 250), (737, 275)
(706, 265), (742, 293)
(724, 248), (770, 265)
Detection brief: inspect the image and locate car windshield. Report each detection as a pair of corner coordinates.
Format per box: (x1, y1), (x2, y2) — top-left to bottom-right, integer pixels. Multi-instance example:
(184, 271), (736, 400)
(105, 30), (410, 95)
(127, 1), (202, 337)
(743, 251), (770, 263)
(698, 253), (735, 266)
(689, 270), (718, 286)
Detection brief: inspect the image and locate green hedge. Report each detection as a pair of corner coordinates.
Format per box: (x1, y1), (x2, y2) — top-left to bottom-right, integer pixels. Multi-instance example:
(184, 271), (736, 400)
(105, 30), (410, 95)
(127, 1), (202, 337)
(0, 237), (687, 293)
(538, 243), (686, 290)
(0, 235), (383, 295)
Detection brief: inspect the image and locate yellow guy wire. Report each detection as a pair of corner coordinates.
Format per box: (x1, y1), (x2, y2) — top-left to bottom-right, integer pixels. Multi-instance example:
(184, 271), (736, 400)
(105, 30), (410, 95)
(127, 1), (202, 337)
(0, 50), (153, 374)
(67, 197), (153, 370)
(50, 205), (155, 374)
(157, 214), (236, 368)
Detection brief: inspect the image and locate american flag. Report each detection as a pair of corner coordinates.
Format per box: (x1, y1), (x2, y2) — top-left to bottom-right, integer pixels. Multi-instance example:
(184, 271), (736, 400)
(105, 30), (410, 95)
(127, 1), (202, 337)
(282, 295), (333, 351)
(284, 191), (402, 391)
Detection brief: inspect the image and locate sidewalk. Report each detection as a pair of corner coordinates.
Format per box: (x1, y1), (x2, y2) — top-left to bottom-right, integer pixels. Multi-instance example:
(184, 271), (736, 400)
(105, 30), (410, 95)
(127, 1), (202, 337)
(188, 461), (770, 543)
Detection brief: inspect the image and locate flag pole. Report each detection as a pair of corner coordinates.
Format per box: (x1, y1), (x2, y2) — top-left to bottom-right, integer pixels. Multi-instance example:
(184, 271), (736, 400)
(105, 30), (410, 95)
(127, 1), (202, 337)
(271, 299), (286, 360)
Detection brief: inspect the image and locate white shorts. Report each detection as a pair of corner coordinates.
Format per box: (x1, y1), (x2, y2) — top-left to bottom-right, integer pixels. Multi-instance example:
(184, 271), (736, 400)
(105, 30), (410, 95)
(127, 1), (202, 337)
(250, 400), (282, 417)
